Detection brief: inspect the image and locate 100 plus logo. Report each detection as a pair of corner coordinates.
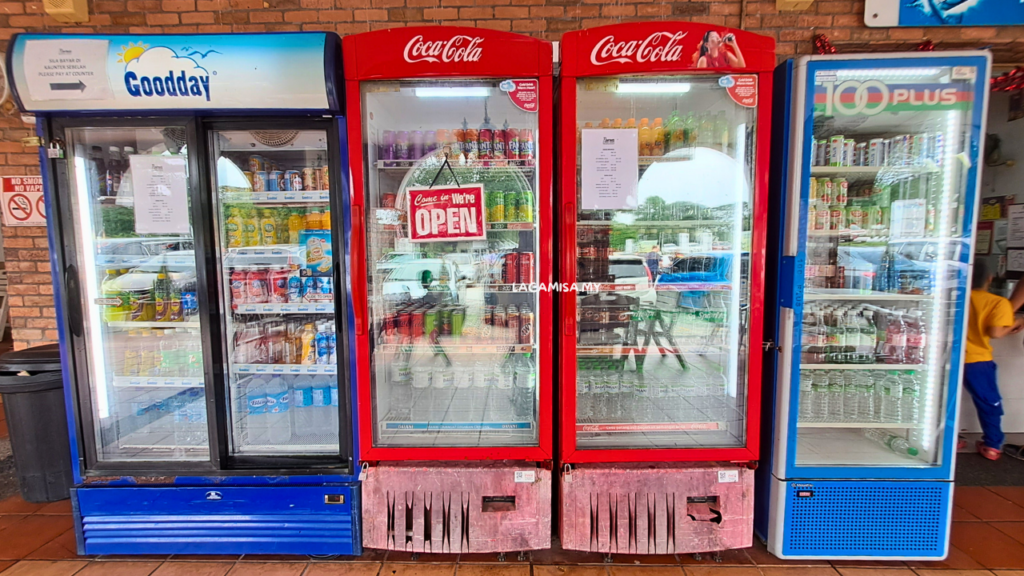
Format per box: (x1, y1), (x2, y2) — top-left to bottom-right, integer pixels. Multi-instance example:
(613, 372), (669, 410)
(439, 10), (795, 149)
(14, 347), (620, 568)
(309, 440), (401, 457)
(820, 79), (958, 116)
(590, 32), (686, 66)
(403, 35), (484, 64)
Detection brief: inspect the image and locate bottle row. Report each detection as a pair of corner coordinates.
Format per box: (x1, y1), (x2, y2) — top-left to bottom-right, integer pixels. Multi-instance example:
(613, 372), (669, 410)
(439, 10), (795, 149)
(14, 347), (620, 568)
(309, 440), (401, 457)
(240, 374), (340, 444)
(232, 156), (329, 193)
(230, 267), (334, 308)
(576, 367), (730, 423)
(120, 387), (208, 447)
(377, 124), (535, 164)
(101, 267), (199, 324)
(799, 370), (921, 424)
(813, 133), (944, 168)
(379, 303), (534, 345)
(118, 328), (203, 378)
(578, 110), (732, 157)
(224, 206), (331, 248)
(232, 319), (338, 366)
(801, 304), (926, 365)
(805, 236), (934, 296)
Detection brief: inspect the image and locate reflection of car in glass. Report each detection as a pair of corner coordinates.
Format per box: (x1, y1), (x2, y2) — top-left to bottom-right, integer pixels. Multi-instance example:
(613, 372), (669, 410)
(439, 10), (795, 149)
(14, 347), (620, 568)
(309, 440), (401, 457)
(382, 258), (463, 304)
(97, 237), (194, 266)
(108, 251), (198, 290)
(657, 252), (748, 309)
(444, 253), (478, 281)
(375, 252), (422, 275)
(839, 240), (952, 293)
(607, 255), (655, 305)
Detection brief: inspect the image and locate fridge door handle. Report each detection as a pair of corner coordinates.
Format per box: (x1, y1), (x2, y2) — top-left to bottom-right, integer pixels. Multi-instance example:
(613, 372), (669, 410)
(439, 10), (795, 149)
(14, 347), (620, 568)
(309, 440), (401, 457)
(65, 263), (83, 338)
(563, 203), (575, 337)
(352, 203), (365, 336)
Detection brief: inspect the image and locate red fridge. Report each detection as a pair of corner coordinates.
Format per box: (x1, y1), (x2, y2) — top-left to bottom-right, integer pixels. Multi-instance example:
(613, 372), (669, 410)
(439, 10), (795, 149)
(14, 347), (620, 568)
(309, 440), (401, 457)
(343, 27), (555, 553)
(557, 22), (775, 555)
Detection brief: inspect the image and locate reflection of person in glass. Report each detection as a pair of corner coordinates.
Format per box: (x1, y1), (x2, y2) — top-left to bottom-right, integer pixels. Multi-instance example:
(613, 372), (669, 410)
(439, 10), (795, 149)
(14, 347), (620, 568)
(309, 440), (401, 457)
(695, 31), (745, 69)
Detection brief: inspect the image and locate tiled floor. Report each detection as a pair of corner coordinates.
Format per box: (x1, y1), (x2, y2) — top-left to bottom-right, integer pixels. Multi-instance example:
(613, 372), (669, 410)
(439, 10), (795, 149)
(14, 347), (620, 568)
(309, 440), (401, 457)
(3, 487), (1024, 575)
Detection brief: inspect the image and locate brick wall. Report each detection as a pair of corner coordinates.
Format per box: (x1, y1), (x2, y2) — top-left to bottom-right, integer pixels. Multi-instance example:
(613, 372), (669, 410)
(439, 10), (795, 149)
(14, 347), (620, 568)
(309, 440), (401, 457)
(1, 0), (1021, 349)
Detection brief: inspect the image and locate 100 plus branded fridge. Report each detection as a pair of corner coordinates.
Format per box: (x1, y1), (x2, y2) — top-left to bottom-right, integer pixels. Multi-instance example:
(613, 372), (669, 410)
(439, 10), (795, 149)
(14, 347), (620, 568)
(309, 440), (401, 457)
(756, 52), (992, 559)
(7, 32), (362, 555)
(557, 22), (775, 556)
(343, 27), (554, 554)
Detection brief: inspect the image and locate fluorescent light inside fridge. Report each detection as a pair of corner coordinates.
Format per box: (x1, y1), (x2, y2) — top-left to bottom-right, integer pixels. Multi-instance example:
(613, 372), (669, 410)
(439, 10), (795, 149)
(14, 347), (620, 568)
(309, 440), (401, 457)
(74, 156), (110, 420)
(414, 87), (491, 98)
(616, 82), (692, 94)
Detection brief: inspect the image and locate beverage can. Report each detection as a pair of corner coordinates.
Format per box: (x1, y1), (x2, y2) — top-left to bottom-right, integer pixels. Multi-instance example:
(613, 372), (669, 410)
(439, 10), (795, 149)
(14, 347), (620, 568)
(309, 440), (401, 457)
(230, 269), (247, 309)
(504, 191), (518, 222)
(847, 206), (869, 231)
(381, 192), (397, 208)
(395, 131), (410, 160)
(479, 128), (493, 160)
(520, 129), (535, 164)
(410, 130), (424, 159)
(868, 138), (884, 167)
(829, 205), (845, 231)
(283, 170), (299, 191)
(440, 307), (452, 335)
(319, 276), (333, 297)
(246, 268), (269, 304)
(302, 275), (316, 301)
(504, 252), (519, 284)
(465, 129), (479, 159)
(252, 171), (267, 192)
(519, 252), (534, 284)
(493, 129), (506, 161)
(814, 139), (828, 166)
(832, 178), (848, 205)
(520, 305), (533, 345)
(932, 132), (944, 165)
(843, 139), (855, 167)
(809, 177), (818, 203)
(828, 135), (845, 167)
(507, 305), (519, 340)
(248, 155), (263, 173)
(506, 128), (519, 160)
(818, 178), (833, 205)
(435, 129), (450, 152)
(912, 134), (928, 164)
(484, 304), (495, 325)
(424, 130), (437, 155)
(453, 128), (465, 157)
(424, 308), (438, 337)
(411, 310), (424, 341)
(267, 170), (282, 192)
(397, 311), (411, 337)
(380, 130), (395, 161)
(493, 305), (506, 328)
(301, 168), (317, 191)
(451, 306), (465, 337)
(855, 143), (866, 167)
(518, 190), (533, 222)
(489, 190), (504, 223)
(242, 171), (254, 188)
(321, 166), (329, 191)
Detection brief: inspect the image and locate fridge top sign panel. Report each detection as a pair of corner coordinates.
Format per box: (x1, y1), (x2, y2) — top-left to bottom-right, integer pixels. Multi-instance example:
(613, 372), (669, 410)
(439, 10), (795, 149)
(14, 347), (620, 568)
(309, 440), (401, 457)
(7, 32), (341, 113)
(342, 26), (553, 81)
(561, 22), (776, 78)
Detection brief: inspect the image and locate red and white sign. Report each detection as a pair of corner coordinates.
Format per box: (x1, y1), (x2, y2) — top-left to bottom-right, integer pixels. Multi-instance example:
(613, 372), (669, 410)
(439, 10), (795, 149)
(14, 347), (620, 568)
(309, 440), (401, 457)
(407, 185), (487, 243)
(503, 79), (539, 112)
(723, 75), (758, 107)
(403, 34), (483, 64)
(590, 32), (687, 67)
(1, 176), (46, 227)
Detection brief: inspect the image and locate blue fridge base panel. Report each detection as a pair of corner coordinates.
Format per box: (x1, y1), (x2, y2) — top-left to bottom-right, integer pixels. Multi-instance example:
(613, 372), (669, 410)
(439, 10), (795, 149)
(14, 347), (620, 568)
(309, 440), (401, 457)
(75, 484), (361, 556)
(768, 478), (952, 560)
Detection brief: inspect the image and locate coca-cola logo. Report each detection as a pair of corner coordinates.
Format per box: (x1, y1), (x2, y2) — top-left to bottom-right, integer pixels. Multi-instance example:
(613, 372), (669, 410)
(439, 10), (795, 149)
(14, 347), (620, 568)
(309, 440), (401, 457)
(403, 34), (484, 64)
(590, 32), (687, 66)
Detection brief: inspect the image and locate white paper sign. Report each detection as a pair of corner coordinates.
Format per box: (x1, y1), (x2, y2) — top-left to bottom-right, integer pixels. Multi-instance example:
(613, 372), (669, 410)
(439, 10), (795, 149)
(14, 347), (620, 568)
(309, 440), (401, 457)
(1008, 204), (1024, 248)
(514, 470), (536, 483)
(581, 129), (638, 210)
(1008, 249), (1024, 272)
(130, 155), (190, 235)
(23, 39), (113, 102)
(890, 199), (926, 240)
(718, 470), (739, 483)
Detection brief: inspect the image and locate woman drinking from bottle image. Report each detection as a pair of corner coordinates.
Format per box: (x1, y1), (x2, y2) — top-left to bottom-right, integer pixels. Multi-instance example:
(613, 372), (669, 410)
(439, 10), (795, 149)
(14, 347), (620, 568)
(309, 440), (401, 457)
(695, 31), (746, 69)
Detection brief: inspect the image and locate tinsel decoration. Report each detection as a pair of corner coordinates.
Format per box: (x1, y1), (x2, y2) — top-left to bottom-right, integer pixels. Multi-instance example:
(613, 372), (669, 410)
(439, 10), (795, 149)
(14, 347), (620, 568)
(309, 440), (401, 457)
(916, 39), (935, 51)
(991, 67), (1024, 92)
(814, 34), (837, 55)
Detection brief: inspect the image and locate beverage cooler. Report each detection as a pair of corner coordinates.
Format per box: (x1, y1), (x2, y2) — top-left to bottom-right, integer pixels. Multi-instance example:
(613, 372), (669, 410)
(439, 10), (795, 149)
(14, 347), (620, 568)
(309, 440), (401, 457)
(557, 23), (775, 555)
(756, 53), (992, 559)
(343, 27), (554, 554)
(7, 32), (362, 555)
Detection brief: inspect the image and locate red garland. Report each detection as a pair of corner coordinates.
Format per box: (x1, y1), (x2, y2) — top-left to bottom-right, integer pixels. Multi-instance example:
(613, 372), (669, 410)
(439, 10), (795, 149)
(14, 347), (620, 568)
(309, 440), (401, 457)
(814, 34), (837, 55)
(916, 39), (935, 51)
(992, 67), (1024, 92)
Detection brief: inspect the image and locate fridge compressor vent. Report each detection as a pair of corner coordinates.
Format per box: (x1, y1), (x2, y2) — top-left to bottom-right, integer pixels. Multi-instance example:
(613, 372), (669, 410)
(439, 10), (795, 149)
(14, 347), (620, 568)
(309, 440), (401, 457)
(784, 482), (949, 557)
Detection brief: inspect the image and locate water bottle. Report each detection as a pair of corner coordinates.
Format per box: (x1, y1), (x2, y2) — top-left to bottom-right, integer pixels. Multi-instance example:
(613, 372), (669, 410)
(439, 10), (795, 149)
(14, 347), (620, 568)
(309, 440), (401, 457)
(471, 360), (490, 424)
(899, 370), (920, 424)
(312, 376), (332, 433)
(292, 375), (314, 436)
(315, 324), (330, 365)
(859, 309), (877, 364)
(885, 312), (907, 364)
(871, 371), (886, 421)
(827, 370), (844, 422)
(618, 370), (636, 422)
(410, 357), (432, 422)
(710, 368), (728, 421)
(863, 428), (919, 457)
(577, 369), (593, 421)
(431, 356), (454, 422)
(679, 372), (697, 422)
(327, 322), (338, 365)
(630, 370), (648, 422)
(327, 379), (339, 433)
(843, 371), (859, 421)
(173, 388), (206, 447)
(451, 362), (475, 422)
(856, 371), (875, 422)
(245, 375), (269, 445)
(488, 356), (514, 421)
(799, 372), (813, 421)
(513, 353), (537, 421)
(880, 371), (903, 422)
(810, 371), (829, 421)
(265, 375), (292, 444)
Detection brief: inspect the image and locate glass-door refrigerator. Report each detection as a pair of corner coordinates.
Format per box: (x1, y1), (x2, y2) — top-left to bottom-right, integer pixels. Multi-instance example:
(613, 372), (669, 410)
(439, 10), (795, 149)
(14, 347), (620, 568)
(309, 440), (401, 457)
(343, 27), (554, 554)
(7, 32), (362, 555)
(756, 52), (992, 559)
(557, 23), (776, 556)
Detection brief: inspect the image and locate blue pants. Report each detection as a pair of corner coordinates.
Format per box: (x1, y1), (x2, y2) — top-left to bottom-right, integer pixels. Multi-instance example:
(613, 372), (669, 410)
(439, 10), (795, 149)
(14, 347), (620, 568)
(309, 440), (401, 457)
(963, 361), (1004, 450)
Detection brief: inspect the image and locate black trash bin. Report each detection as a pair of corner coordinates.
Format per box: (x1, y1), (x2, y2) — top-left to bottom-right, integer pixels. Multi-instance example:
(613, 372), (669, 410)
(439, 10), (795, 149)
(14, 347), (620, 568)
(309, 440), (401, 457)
(0, 344), (73, 503)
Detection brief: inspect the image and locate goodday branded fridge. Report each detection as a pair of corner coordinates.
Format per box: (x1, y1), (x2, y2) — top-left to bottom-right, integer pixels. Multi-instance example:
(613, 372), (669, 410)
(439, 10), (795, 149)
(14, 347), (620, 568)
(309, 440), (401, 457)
(6, 32), (362, 555)
(756, 52), (992, 559)
(343, 27), (554, 553)
(557, 22), (775, 555)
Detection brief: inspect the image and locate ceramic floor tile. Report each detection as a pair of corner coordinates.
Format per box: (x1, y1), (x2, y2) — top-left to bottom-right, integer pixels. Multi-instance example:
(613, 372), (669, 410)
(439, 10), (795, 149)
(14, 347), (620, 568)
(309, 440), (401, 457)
(0, 560), (88, 576)
(607, 568), (684, 576)
(167, 556), (239, 562)
(677, 549), (754, 566)
(239, 556), (310, 563)
(994, 572), (1024, 575)
(830, 561), (908, 568)
(379, 564), (455, 576)
(0, 562), (13, 574)
(744, 540), (829, 567)
(150, 561), (234, 576)
(301, 564), (382, 576)
(74, 561), (163, 576)
(226, 562), (306, 576)
(905, 545), (985, 570)
(954, 506), (983, 522)
(24, 529), (79, 561)
(454, 565), (532, 576)
(991, 522), (1024, 546)
(530, 547), (607, 565)
(951, 521), (1024, 569)
(608, 556), (681, 566)
(95, 556), (170, 562)
(457, 553), (528, 564)
(953, 487), (1024, 522)
(988, 487), (1024, 508)
(833, 569), (913, 576)
(681, 568), (760, 576)
(912, 571), (998, 576)
(532, 567), (608, 576)
(0, 515), (75, 560)
(33, 501), (72, 516)
(761, 568), (840, 576)
(0, 515), (27, 531)
(385, 552), (459, 563)
(0, 497), (46, 515)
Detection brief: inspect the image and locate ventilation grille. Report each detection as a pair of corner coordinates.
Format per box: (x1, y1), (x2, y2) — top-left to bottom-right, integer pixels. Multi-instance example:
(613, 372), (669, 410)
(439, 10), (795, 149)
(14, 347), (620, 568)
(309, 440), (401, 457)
(783, 482), (949, 557)
(386, 491), (470, 553)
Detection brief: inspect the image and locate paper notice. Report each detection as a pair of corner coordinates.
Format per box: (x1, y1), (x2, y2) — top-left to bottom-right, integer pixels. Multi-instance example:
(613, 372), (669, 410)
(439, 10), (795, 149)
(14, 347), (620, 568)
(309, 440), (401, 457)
(581, 129), (638, 210)
(1008, 204), (1024, 248)
(130, 155), (190, 235)
(23, 39), (113, 102)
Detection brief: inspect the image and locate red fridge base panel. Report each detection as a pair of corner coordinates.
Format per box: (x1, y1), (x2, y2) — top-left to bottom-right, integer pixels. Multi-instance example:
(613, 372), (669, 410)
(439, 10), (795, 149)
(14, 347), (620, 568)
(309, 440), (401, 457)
(560, 463), (754, 555)
(362, 461), (552, 553)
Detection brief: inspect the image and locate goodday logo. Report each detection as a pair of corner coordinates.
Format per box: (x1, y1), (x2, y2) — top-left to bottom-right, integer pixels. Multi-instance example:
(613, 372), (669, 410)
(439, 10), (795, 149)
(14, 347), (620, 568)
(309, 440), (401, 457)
(119, 42), (213, 101)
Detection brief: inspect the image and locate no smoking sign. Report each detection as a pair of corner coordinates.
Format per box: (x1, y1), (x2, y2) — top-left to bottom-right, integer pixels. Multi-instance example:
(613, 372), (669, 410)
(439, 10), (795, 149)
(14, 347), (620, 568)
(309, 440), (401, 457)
(1, 176), (46, 227)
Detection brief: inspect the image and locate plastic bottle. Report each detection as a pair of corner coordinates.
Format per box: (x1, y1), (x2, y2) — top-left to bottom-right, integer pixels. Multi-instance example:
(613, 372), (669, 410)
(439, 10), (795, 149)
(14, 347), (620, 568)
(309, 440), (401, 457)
(292, 375), (314, 436)
(158, 331), (180, 377)
(638, 118), (652, 157)
(899, 371), (920, 424)
(101, 269), (124, 323)
(451, 360), (475, 422)
(577, 369), (593, 421)
(863, 428), (919, 457)
(299, 323), (318, 365)
(409, 356), (431, 422)
(471, 360), (491, 424)
(843, 371), (859, 421)
(715, 110), (729, 151)
(327, 378), (339, 434)
(905, 310), (926, 365)
(827, 370), (844, 422)
(312, 375), (332, 433)
(305, 207), (322, 231)
(259, 208), (277, 246)
(880, 371), (903, 422)
(431, 355), (454, 422)
(859, 309), (877, 364)
(315, 323), (330, 365)
(153, 268), (171, 323)
(652, 118), (665, 157)
(631, 370), (649, 422)
(682, 112), (696, 147)
(488, 356), (514, 421)
(243, 209), (260, 247)
(856, 371), (875, 422)
(664, 111), (681, 152)
(245, 375), (269, 445)
(327, 322), (337, 365)
(287, 209), (304, 244)
(265, 375), (292, 444)
(799, 372), (813, 421)
(699, 113), (714, 146)
(885, 312), (908, 364)
(513, 353), (537, 421)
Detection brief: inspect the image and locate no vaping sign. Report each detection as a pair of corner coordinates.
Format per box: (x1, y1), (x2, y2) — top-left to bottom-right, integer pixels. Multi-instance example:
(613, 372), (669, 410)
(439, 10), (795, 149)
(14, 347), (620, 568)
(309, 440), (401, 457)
(1, 177), (46, 227)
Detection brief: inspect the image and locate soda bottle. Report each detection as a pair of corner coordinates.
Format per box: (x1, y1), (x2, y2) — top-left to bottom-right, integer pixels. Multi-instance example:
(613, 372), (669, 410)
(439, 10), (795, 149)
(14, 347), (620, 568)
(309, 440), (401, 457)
(305, 207), (321, 231)
(506, 127), (519, 161)
(638, 118), (652, 157)
(520, 129), (534, 165)
(652, 118), (665, 156)
(465, 127), (479, 161)
(226, 208), (244, 248)
(242, 209), (260, 247)
(260, 208), (277, 246)
(884, 311), (907, 364)
(288, 209), (304, 243)
(611, 118), (623, 129)
(315, 323), (330, 365)
(665, 111), (681, 152)
(699, 113), (714, 146)
(905, 310), (926, 364)
(168, 281), (183, 322)
(799, 372), (813, 420)
(300, 323), (317, 365)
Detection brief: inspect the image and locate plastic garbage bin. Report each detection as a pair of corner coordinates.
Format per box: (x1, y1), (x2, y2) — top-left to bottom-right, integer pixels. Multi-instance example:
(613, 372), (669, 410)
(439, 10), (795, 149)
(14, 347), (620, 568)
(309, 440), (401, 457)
(0, 344), (73, 503)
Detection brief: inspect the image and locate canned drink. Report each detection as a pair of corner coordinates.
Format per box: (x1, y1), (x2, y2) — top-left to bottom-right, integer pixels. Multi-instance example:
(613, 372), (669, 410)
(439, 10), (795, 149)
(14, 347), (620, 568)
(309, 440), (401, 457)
(380, 130), (395, 161)
(248, 155), (263, 173)
(843, 139), (855, 167)
(321, 166), (329, 191)
(519, 252), (534, 284)
(868, 138), (884, 167)
(493, 128), (507, 161)
(519, 305), (533, 345)
(504, 252), (519, 284)
(855, 143), (867, 167)
(440, 307), (452, 335)
(506, 305), (519, 342)
(243, 171), (254, 188)
(395, 131), (410, 160)
(484, 304), (495, 325)
(479, 128), (493, 160)
(301, 168), (317, 191)
(267, 170), (282, 192)
(381, 192), (397, 208)
(424, 308), (438, 337)
(814, 206), (831, 231)
(896, 135), (911, 165)
(847, 206), (869, 231)
(410, 130), (424, 159)
(411, 310), (424, 340)
(832, 178), (848, 205)
(230, 269), (247, 309)
(518, 190), (533, 222)
(451, 306), (465, 337)
(818, 178), (833, 205)
(828, 135), (845, 167)
(489, 191), (505, 223)
(814, 139), (827, 166)
(424, 130), (437, 154)
(809, 177), (818, 203)
(252, 171), (267, 192)
(397, 311), (411, 337)
(828, 205), (845, 231)
(314, 167), (326, 191)
(520, 129), (535, 164)
(504, 191), (518, 222)
(283, 170), (299, 191)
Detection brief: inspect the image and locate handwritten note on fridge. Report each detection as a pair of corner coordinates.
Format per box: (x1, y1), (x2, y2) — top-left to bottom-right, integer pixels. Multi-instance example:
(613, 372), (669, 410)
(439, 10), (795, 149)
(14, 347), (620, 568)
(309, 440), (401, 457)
(581, 129), (638, 211)
(1008, 204), (1024, 248)
(130, 155), (190, 235)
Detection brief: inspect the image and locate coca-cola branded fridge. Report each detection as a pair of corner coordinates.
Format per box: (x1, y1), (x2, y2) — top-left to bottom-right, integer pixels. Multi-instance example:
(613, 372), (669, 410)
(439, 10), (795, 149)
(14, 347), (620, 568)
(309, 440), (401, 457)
(343, 27), (554, 553)
(558, 23), (775, 555)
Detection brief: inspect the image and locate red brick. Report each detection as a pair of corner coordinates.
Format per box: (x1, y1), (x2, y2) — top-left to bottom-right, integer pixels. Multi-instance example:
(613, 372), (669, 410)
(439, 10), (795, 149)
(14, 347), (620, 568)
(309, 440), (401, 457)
(511, 17), (545, 30)
(529, 5), (561, 16)
(94, 1), (126, 11)
(424, 7), (458, 18)
(0, 2), (25, 13)
(459, 6), (491, 17)
(353, 8), (388, 18)
(389, 7), (423, 19)
(320, 9), (354, 20)
(301, 0), (332, 6)
(181, 11), (216, 22)
(284, 9), (318, 21)
(161, 0), (194, 9)
(636, 4), (669, 16)
(8, 14), (43, 26)
(475, 19), (511, 30)
(494, 6), (527, 17)
(146, 12), (180, 24)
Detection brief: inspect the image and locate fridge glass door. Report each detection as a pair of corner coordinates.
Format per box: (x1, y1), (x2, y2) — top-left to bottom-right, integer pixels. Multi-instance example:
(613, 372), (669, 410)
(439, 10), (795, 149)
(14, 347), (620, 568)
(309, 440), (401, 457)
(210, 129), (340, 456)
(65, 126), (209, 462)
(573, 75), (756, 450)
(792, 62), (980, 468)
(360, 79), (541, 448)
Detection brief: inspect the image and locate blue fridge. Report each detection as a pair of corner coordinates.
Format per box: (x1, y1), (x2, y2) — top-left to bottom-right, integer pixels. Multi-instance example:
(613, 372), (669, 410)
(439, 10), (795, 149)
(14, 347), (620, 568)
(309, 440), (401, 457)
(5, 32), (362, 555)
(756, 52), (992, 559)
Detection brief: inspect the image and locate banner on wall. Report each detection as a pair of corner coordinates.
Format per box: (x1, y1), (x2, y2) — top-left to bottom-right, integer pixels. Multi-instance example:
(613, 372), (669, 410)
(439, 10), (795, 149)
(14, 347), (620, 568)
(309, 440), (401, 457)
(866, 0), (1024, 27)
